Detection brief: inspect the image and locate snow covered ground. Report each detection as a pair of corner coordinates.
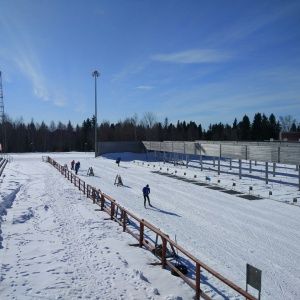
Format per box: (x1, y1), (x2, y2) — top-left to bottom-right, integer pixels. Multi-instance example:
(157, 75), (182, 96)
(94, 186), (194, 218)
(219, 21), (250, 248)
(0, 152), (299, 300)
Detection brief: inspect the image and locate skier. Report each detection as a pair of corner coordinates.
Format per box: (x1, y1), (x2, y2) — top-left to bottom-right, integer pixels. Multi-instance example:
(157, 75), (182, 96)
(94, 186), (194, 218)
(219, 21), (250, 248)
(71, 160), (75, 170)
(116, 157), (121, 166)
(142, 184), (152, 208)
(75, 161), (80, 175)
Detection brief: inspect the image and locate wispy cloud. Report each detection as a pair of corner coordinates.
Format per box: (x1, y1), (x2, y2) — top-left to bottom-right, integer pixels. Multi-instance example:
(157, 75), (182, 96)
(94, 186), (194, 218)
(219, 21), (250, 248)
(49, 87), (69, 107)
(136, 85), (153, 90)
(0, 13), (65, 105)
(14, 49), (70, 107)
(12, 51), (50, 102)
(151, 49), (230, 64)
(111, 62), (148, 84)
(2, 17), (51, 102)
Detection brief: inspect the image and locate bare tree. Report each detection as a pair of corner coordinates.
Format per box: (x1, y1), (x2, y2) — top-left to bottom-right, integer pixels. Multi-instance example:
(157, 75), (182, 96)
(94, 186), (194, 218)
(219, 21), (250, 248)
(141, 112), (157, 141)
(279, 115), (296, 132)
(142, 112), (157, 128)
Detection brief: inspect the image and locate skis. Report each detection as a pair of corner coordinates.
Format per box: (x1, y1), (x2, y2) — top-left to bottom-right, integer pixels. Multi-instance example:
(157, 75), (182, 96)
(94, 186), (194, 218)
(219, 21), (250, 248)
(145, 204), (155, 209)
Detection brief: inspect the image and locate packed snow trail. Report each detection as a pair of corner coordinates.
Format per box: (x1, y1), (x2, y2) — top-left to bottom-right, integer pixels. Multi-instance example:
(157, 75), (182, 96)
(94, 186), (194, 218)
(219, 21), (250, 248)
(0, 155), (194, 299)
(53, 152), (300, 300)
(1, 152), (300, 299)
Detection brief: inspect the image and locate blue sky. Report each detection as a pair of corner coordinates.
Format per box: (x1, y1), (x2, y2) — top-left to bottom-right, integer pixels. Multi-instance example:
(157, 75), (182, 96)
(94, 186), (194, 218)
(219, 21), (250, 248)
(1, 0), (300, 130)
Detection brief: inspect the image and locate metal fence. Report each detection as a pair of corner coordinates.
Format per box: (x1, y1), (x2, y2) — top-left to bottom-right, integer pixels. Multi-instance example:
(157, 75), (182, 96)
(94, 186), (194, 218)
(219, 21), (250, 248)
(142, 141), (300, 165)
(142, 141), (300, 189)
(95, 141), (300, 188)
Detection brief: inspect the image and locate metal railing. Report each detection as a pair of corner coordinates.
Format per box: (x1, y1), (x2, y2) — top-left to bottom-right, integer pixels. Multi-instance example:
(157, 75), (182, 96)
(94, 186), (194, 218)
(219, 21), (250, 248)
(143, 141), (300, 165)
(143, 141), (300, 189)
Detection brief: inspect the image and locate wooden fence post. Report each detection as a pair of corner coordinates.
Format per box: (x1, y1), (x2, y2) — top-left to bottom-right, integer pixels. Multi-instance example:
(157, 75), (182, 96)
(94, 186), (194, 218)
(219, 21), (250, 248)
(122, 211), (126, 232)
(111, 201), (115, 220)
(92, 188), (96, 203)
(195, 262), (201, 300)
(161, 237), (167, 269)
(139, 222), (144, 247)
(101, 194), (105, 210)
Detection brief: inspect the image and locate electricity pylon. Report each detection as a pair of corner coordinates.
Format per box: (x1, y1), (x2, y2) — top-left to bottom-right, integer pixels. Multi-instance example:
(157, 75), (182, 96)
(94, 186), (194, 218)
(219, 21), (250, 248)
(0, 71), (4, 124)
(0, 71), (6, 152)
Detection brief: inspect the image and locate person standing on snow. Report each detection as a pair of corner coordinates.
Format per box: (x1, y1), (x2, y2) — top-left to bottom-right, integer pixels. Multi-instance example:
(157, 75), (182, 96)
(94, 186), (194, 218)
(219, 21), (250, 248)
(75, 161), (80, 175)
(71, 160), (75, 170)
(142, 184), (152, 208)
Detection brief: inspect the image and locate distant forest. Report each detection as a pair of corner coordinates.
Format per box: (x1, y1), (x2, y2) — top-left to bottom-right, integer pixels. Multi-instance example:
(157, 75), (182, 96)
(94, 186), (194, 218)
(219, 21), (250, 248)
(0, 112), (299, 153)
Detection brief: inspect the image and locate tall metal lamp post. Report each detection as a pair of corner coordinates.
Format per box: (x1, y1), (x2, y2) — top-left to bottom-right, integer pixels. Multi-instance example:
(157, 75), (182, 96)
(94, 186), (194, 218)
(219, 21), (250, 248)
(92, 70), (100, 157)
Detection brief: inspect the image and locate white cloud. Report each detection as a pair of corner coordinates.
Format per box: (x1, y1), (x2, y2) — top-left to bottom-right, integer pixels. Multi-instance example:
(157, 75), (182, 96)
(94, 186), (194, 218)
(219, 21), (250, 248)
(1, 14), (67, 106)
(136, 85), (153, 90)
(111, 62), (148, 84)
(151, 49), (230, 64)
(14, 54), (50, 102)
(3, 21), (51, 102)
(53, 98), (67, 107)
(51, 88), (70, 107)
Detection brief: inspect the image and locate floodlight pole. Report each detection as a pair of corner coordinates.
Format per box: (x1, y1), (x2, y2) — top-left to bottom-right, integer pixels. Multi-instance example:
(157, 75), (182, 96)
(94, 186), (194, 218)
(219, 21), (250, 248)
(92, 70), (100, 157)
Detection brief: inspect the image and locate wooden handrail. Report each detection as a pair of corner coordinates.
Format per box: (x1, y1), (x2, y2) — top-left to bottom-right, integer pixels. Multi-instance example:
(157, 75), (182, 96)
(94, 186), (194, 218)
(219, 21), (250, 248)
(46, 156), (258, 300)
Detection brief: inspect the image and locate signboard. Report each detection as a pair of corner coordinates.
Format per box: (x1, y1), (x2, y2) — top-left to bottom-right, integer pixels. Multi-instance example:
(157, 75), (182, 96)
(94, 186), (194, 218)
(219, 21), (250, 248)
(246, 263), (262, 299)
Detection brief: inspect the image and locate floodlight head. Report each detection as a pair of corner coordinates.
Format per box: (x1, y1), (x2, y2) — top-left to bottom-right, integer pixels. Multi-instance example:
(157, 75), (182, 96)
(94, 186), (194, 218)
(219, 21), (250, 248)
(92, 70), (100, 77)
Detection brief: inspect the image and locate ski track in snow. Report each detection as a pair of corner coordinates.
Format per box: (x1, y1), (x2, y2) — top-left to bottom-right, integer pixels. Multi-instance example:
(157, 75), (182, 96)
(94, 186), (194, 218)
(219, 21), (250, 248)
(79, 154), (300, 300)
(1, 157), (194, 300)
(0, 153), (300, 299)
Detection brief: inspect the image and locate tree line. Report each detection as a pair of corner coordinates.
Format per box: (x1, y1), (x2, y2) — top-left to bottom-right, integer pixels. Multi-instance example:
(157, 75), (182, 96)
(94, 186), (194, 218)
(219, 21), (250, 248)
(0, 113), (299, 153)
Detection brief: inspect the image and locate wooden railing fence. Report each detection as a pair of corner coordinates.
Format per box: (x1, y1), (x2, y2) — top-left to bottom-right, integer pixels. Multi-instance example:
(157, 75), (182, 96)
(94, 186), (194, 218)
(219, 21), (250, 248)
(46, 156), (258, 300)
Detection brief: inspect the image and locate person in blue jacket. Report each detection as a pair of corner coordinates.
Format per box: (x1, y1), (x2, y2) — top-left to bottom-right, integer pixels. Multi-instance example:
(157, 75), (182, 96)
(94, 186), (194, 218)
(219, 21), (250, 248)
(75, 161), (80, 175)
(142, 184), (152, 208)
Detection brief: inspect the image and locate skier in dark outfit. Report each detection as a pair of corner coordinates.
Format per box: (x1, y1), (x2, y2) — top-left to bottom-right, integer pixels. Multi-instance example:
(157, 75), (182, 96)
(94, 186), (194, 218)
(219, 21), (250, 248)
(74, 161), (80, 175)
(142, 184), (152, 208)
